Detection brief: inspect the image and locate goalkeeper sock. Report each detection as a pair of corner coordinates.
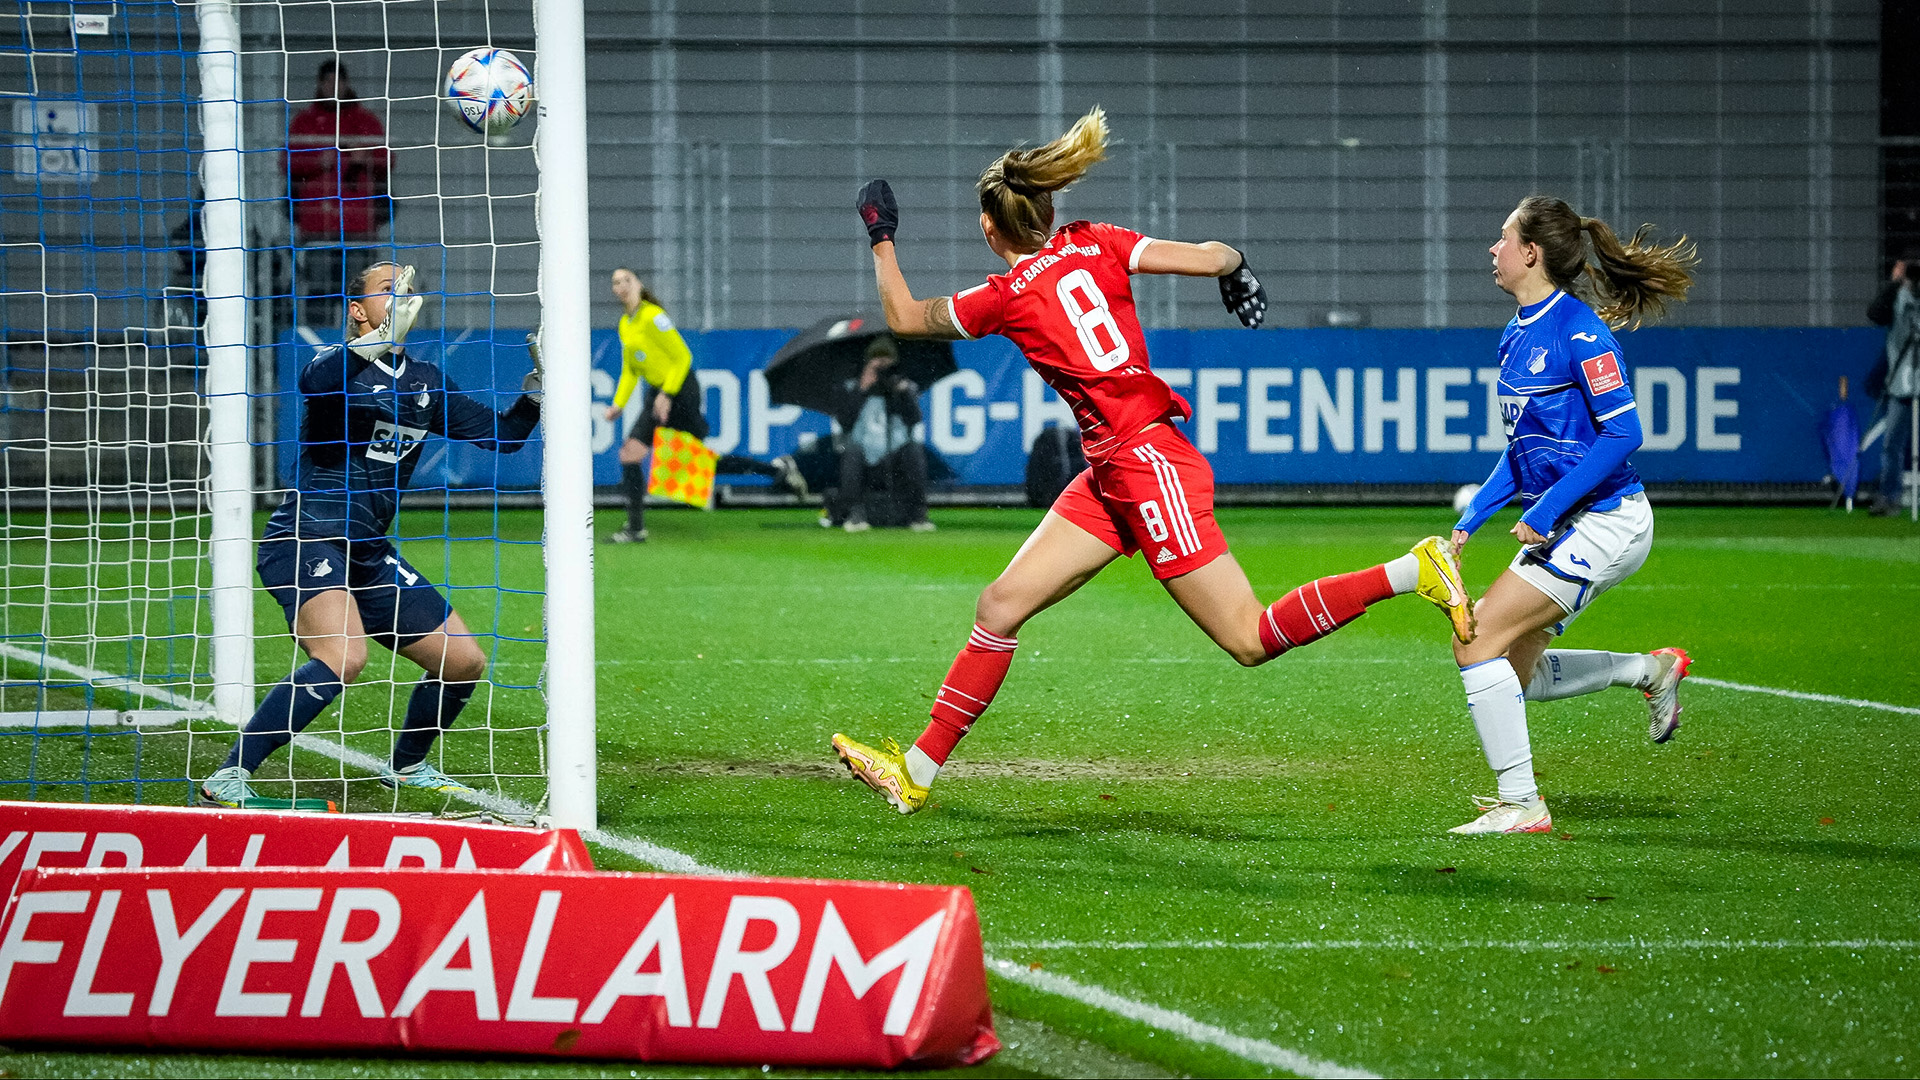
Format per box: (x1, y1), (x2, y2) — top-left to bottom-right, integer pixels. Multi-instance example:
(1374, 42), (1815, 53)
(1461, 658), (1537, 804)
(1525, 650), (1661, 701)
(914, 625), (1017, 767)
(224, 659), (344, 773)
(391, 679), (479, 769)
(1258, 566), (1395, 659)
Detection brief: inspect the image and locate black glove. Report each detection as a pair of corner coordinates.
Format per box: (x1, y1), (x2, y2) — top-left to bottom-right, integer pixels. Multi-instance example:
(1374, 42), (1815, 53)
(856, 179), (898, 247)
(1219, 253), (1267, 329)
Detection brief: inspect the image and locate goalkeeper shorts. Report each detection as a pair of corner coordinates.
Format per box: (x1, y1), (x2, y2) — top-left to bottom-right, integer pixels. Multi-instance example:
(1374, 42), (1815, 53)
(258, 537), (453, 649)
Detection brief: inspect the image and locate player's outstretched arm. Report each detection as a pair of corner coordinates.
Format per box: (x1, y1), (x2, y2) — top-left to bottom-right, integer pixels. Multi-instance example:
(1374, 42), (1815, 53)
(859, 178), (964, 340)
(1136, 241), (1267, 329)
(1135, 239), (1242, 277)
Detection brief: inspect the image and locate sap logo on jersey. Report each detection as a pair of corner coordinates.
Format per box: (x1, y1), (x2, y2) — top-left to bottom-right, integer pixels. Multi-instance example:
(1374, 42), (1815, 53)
(1499, 394), (1529, 436)
(365, 421), (428, 464)
(1581, 352), (1625, 395)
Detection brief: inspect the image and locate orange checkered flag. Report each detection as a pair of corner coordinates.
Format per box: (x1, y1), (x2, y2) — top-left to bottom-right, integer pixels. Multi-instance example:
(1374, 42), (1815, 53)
(648, 426), (718, 508)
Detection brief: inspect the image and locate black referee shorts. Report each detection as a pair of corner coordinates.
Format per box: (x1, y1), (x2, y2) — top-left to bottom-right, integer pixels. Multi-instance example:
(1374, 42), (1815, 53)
(625, 378), (709, 446)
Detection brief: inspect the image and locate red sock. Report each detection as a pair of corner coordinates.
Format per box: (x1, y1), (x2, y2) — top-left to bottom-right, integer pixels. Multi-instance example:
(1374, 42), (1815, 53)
(1257, 566), (1395, 658)
(915, 625), (1017, 765)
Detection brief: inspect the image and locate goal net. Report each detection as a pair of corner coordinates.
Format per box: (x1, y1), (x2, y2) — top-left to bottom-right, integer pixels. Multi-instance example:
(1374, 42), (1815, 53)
(0, 1), (595, 822)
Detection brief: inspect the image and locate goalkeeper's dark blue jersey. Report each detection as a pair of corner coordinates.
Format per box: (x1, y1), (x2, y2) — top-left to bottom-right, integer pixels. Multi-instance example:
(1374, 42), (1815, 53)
(263, 344), (541, 547)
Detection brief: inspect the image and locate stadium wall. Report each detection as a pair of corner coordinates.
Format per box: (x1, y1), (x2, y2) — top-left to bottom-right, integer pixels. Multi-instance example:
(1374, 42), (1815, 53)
(0, 2), (1881, 348)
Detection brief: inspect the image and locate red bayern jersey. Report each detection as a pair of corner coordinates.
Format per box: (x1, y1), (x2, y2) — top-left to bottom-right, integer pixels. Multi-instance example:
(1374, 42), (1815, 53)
(949, 220), (1191, 462)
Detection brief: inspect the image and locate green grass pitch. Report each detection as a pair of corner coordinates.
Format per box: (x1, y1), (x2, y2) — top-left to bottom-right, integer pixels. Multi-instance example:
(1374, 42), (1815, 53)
(3, 505), (1917, 1077)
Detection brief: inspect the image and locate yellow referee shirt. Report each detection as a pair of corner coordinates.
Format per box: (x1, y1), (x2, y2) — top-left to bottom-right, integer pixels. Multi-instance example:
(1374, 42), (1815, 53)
(612, 301), (693, 406)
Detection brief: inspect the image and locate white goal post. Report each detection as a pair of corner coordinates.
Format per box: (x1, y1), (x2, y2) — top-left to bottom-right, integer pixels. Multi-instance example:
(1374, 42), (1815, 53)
(532, 0), (598, 831)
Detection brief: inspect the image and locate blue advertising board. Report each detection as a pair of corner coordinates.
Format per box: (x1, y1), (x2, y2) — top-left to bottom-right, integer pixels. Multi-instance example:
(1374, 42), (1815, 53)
(274, 326), (1882, 492)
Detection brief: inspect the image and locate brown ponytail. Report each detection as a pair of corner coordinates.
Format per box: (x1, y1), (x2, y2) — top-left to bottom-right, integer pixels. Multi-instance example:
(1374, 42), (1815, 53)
(1512, 195), (1699, 328)
(977, 106), (1110, 252)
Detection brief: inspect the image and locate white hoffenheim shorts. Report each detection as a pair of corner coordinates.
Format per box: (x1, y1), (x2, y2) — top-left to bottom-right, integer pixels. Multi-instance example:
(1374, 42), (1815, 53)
(1508, 492), (1653, 636)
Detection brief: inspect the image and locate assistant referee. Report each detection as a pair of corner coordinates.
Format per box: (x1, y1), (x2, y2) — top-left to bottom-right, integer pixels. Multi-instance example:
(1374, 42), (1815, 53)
(602, 267), (803, 542)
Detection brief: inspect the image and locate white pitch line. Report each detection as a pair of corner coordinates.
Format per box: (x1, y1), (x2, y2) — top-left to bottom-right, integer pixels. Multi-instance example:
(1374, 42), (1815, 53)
(999, 939), (1920, 952)
(988, 958), (1377, 1079)
(1692, 677), (1920, 717)
(0, 642), (210, 713)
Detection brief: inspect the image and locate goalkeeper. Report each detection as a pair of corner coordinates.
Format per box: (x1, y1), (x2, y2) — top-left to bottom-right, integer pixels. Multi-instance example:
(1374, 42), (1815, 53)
(201, 262), (544, 808)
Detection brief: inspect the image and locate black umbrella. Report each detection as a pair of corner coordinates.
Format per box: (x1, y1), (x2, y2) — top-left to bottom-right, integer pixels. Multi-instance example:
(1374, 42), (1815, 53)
(763, 313), (957, 415)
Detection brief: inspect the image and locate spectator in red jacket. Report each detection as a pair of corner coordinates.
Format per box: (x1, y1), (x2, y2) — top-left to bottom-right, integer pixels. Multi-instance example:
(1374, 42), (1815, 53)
(286, 60), (391, 325)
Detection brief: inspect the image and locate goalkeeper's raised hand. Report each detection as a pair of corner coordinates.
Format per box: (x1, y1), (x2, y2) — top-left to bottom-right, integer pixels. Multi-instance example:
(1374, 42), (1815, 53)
(521, 330), (543, 403)
(1218, 254), (1267, 329)
(348, 264), (423, 359)
(856, 179), (898, 247)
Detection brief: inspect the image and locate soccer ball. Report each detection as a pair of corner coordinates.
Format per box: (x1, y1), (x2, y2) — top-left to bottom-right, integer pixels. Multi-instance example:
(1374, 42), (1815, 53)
(1452, 483), (1482, 515)
(445, 47), (532, 136)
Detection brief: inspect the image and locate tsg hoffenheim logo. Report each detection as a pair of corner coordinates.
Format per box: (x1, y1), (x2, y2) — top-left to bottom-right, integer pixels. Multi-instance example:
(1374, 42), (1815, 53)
(1527, 347), (1549, 374)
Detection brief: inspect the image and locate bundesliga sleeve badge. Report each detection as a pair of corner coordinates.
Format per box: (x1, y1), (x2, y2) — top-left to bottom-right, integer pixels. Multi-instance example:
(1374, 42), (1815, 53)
(1581, 351), (1625, 395)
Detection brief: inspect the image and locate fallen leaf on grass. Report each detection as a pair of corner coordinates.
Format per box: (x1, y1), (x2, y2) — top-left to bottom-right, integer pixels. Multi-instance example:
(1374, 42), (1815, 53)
(1595, 964), (1617, 974)
(1564, 961), (1581, 970)
(1099, 793), (1115, 801)
(1819, 817), (1835, 826)
(1588, 895), (1615, 902)
(1383, 967), (1413, 980)
(970, 866), (992, 875)
(1029, 961), (1043, 971)
(1436, 867), (1457, 874)
(1557, 832), (1574, 840)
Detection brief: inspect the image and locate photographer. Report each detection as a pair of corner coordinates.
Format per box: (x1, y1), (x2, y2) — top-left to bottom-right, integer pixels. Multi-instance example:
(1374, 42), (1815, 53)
(1867, 251), (1920, 516)
(830, 337), (932, 532)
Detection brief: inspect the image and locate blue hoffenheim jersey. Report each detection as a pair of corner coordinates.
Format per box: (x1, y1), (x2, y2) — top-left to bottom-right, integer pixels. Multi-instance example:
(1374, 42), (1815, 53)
(264, 345), (540, 549)
(1495, 290), (1643, 526)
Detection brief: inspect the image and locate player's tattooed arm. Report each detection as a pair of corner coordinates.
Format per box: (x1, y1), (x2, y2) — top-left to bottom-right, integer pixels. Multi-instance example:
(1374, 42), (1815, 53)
(922, 296), (963, 340)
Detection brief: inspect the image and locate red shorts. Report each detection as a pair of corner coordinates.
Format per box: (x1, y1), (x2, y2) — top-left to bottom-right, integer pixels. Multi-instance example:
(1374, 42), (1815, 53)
(1051, 427), (1229, 579)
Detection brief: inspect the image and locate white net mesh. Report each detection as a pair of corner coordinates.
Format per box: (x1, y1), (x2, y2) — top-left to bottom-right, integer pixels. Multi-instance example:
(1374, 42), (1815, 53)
(1, 1), (557, 813)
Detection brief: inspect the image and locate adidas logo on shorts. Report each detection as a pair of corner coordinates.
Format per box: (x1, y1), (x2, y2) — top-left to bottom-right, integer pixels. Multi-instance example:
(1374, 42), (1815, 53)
(1155, 547), (1174, 564)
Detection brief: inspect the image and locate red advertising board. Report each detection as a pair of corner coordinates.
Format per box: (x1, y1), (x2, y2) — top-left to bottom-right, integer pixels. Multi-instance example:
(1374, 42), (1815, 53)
(0, 801), (592, 896)
(0, 867), (997, 1068)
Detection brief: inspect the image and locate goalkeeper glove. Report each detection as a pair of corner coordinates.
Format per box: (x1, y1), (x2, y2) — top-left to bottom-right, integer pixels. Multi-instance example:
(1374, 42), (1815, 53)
(1218, 253), (1267, 329)
(348, 264), (423, 360)
(856, 179), (898, 247)
(521, 330), (543, 403)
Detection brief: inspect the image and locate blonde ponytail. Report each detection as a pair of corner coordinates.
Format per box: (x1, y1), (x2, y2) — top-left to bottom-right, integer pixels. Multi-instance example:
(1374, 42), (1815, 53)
(977, 106), (1110, 251)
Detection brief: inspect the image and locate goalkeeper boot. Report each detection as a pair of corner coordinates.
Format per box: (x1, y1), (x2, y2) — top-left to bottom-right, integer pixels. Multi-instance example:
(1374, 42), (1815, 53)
(831, 733), (929, 815)
(1449, 794), (1552, 835)
(381, 760), (475, 795)
(1644, 647), (1692, 744)
(199, 767), (337, 812)
(1412, 535), (1476, 643)
(199, 766), (260, 808)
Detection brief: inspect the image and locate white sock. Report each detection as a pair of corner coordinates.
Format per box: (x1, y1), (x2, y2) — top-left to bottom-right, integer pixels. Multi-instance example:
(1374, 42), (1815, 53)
(1460, 659), (1537, 804)
(904, 745), (941, 788)
(1383, 553), (1420, 595)
(1525, 650), (1660, 701)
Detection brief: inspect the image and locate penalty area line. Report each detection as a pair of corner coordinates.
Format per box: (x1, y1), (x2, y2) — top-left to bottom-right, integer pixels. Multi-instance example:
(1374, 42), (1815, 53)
(1691, 677), (1920, 717)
